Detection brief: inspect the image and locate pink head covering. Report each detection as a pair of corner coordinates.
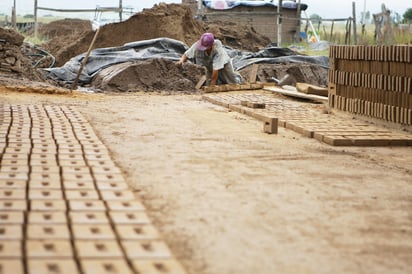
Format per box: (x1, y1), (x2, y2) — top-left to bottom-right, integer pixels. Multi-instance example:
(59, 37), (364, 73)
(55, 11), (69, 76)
(197, 33), (215, 51)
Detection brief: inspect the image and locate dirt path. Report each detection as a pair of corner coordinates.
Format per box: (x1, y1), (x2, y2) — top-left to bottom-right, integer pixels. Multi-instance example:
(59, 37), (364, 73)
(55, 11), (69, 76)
(1, 90), (411, 274)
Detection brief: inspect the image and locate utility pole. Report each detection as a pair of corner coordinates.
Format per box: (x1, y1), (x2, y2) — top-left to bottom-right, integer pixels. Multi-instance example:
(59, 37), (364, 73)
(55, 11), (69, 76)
(352, 1), (357, 45)
(277, 0), (282, 47)
(119, 0), (122, 22)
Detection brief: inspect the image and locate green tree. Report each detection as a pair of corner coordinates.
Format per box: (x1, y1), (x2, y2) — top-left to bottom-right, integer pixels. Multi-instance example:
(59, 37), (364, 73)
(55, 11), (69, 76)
(403, 8), (412, 23)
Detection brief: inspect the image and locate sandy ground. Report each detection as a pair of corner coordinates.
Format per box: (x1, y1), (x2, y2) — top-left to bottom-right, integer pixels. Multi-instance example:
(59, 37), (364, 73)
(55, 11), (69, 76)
(1, 90), (411, 274)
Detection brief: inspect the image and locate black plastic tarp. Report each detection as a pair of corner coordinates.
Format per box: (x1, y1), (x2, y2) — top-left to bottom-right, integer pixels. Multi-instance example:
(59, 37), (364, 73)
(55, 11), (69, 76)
(45, 37), (329, 85)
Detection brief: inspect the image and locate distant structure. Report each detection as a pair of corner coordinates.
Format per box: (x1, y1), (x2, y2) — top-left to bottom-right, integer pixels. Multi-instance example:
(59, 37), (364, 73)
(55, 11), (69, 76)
(182, 0), (308, 44)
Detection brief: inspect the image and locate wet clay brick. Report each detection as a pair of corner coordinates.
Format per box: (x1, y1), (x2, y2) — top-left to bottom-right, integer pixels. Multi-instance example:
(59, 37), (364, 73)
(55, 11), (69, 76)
(58, 153), (85, 161)
(30, 200), (67, 211)
(90, 166), (122, 175)
(0, 189), (26, 200)
(58, 159), (87, 167)
(115, 224), (160, 240)
(28, 212), (67, 224)
(29, 189), (63, 200)
(31, 166), (60, 174)
(105, 200), (145, 211)
(0, 200), (27, 211)
(81, 259), (134, 274)
(26, 240), (73, 258)
(30, 172), (61, 183)
(96, 182), (129, 191)
(69, 212), (110, 224)
(30, 158), (59, 167)
(62, 173), (94, 183)
(26, 224), (70, 240)
(0, 211), (24, 224)
(122, 240), (172, 259)
(108, 211), (151, 224)
(68, 200), (106, 211)
(0, 179), (26, 189)
(0, 259), (24, 274)
(75, 240), (123, 258)
(0, 165), (29, 173)
(65, 190), (100, 200)
(99, 190), (135, 201)
(27, 259), (80, 274)
(63, 181), (96, 190)
(93, 173), (125, 183)
(0, 172), (28, 181)
(131, 259), (187, 274)
(0, 225), (23, 240)
(29, 180), (62, 190)
(71, 224), (116, 240)
(0, 241), (22, 258)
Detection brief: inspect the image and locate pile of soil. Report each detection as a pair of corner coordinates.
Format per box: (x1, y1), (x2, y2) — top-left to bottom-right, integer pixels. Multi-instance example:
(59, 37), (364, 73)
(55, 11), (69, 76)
(41, 3), (271, 67)
(92, 59), (206, 92)
(239, 63), (329, 87)
(0, 28), (45, 84)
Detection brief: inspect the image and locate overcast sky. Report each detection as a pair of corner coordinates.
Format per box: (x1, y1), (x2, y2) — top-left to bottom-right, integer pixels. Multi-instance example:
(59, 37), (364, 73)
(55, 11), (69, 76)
(0, 0), (410, 20)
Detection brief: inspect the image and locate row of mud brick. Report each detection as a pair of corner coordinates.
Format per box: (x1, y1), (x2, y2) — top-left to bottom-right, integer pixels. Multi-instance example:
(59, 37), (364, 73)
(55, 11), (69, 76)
(0, 104), (186, 274)
(328, 45), (412, 125)
(202, 83), (263, 93)
(203, 93), (412, 146)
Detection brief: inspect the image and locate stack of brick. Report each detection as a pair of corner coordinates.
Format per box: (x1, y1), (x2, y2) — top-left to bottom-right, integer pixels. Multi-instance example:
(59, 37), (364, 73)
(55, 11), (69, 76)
(328, 45), (412, 125)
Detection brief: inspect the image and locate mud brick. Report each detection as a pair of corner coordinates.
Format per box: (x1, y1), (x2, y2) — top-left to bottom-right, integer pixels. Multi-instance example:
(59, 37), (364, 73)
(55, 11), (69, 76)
(4, 146), (30, 154)
(62, 172), (94, 183)
(65, 190), (100, 200)
(72, 224), (116, 240)
(31, 200), (67, 211)
(29, 189), (63, 200)
(0, 241), (22, 258)
(96, 182), (129, 191)
(108, 211), (151, 225)
(0, 260), (24, 274)
(1, 153), (29, 163)
(0, 225), (22, 240)
(63, 181), (96, 190)
(69, 212), (110, 224)
(29, 180), (62, 190)
(115, 224), (160, 240)
(0, 189), (26, 200)
(81, 259), (134, 274)
(122, 240), (172, 260)
(27, 224), (70, 240)
(68, 200), (106, 211)
(105, 200), (145, 211)
(58, 153), (84, 161)
(93, 173), (125, 184)
(131, 259), (187, 274)
(27, 259), (80, 274)
(0, 170), (28, 181)
(263, 117), (278, 134)
(31, 165), (60, 174)
(100, 190), (135, 201)
(32, 142), (56, 150)
(0, 179), (26, 189)
(78, 139), (103, 146)
(28, 212), (67, 224)
(30, 172), (60, 182)
(58, 159), (87, 167)
(84, 154), (112, 162)
(58, 143), (82, 150)
(30, 158), (58, 167)
(75, 240), (123, 258)
(26, 240), (73, 258)
(0, 211), (24, 224)
(83, 147), (110, 156)
(81, 143), (107, 151)
(0, 200), (27, 211)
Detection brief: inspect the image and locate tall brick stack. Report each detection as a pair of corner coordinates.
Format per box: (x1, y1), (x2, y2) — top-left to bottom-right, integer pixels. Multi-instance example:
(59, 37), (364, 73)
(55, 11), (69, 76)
(328, 45), (412, 125)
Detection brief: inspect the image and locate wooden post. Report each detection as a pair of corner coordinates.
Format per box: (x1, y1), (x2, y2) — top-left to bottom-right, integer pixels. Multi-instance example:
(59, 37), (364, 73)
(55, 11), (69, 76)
(352, 1), (357, 45)
(71, 27), (101, 90)
(34, 0), (38, 38)
(12, 0), (16, 30)
(330, 20), (335, 41)
(119, 0), (122, 22)
(277, 0), (282, 47)
(295, 0), (302, 42)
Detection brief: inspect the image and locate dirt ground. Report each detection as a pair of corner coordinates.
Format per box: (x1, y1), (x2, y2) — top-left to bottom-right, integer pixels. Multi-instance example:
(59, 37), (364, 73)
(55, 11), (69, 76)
(1, 89), (411, 274)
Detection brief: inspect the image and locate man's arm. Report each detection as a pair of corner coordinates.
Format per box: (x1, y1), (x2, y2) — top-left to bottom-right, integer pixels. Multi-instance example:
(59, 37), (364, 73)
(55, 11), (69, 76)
(210, 69), (219, 86)
(176, 53), (188, 65)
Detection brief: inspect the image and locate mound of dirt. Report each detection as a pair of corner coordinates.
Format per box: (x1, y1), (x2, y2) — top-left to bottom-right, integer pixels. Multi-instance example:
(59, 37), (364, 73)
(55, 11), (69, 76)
(38, 18), (92, 39)
(92, 58), (206, 92)
(0, 27), (46, 83)
(239, 63), (329, 87)
(42, 3), (272, 67)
